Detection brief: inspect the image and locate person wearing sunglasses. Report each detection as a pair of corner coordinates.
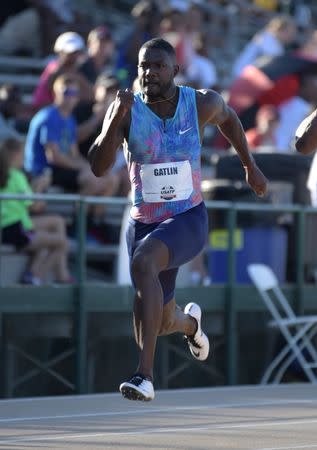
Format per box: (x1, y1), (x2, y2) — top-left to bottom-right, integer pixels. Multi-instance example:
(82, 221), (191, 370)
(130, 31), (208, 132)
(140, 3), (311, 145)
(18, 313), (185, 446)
(25, 74), (117, 200)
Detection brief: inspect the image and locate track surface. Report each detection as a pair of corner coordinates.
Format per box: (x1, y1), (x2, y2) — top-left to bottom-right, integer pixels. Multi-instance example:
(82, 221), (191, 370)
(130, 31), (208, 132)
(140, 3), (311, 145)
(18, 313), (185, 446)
(1, 384), (317, 449)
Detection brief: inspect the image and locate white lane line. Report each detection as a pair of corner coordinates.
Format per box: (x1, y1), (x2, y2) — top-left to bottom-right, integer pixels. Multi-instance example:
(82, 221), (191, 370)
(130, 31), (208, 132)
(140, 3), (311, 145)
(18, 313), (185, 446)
(0, 399), (313, 423)
(1, 416), (317, 444)
(255, 445), (317, 450)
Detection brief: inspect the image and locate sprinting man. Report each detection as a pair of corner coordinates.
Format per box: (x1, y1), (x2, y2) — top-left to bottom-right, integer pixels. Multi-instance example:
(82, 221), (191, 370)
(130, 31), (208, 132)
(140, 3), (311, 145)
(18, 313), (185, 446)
(88, 38), (268, 402)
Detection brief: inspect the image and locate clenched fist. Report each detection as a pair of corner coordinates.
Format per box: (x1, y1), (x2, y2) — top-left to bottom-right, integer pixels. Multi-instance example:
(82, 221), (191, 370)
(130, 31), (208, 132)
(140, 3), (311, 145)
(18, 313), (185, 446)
(113, 88), (135, 118)
(244, 162), (268, 198)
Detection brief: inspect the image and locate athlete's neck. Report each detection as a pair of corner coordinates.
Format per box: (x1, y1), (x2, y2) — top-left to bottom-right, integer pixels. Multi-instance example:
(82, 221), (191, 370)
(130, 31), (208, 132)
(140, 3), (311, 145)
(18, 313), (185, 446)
(143, 86), (177, 105)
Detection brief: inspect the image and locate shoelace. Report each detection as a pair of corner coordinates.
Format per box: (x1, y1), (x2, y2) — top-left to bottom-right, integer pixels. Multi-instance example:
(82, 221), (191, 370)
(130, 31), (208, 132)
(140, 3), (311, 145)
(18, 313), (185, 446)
(129, 375), (145, 386)
(184, 335), (202, 349)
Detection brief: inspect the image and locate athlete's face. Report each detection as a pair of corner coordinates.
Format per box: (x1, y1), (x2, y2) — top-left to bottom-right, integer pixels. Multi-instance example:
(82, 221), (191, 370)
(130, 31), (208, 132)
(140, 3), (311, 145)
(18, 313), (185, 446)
(138, 48), (177, 98)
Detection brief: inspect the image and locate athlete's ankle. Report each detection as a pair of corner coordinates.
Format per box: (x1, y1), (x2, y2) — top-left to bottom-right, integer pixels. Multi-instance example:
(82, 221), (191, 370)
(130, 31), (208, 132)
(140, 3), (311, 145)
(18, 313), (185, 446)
(186, 316), (198, 337)
(136, 371), (153, 383)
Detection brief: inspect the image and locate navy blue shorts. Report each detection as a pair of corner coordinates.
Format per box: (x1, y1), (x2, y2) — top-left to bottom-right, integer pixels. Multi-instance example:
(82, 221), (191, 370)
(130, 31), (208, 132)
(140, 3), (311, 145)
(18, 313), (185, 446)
(126, 202), (208, 304)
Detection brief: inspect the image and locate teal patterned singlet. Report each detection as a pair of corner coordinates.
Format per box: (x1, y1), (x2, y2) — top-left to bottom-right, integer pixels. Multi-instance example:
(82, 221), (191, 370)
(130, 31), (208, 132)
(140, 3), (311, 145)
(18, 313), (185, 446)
(124, 85), (203, 224)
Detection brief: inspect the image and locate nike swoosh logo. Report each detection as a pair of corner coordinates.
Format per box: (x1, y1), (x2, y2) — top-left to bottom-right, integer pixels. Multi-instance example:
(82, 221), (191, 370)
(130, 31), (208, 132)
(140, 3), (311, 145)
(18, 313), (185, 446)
(179, 127), (192, 135)
(192, 349), (200, 358)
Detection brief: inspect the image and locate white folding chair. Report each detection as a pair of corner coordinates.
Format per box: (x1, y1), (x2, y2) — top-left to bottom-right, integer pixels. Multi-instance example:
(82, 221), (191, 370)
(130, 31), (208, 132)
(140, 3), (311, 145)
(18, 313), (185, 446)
(247, 263), (317, 384)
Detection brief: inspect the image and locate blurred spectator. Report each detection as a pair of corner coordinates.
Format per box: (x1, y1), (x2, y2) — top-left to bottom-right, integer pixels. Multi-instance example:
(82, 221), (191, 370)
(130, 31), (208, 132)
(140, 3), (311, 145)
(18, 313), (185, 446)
(251, 1), (312, 33)
(275, 74), (317, 151)
(0, 84), (24, 141)
(160, 1), (194, 79)
(0, 83), (34, 136)
(79, 26), (115, 85)
(0, 1), (40, 56)
(32, 31), (92, 110)
(38, 0), (81, 55)
(37, 0), (93, 56)
(0, 0), (90, 57)
(25, 74), (116, 200)
(0, 137), (72, 284)
(116, 0), (161, 87)
(225, 30), (317, 134)
(185, 33), (218, 90)
(75, 74), (119, 159)
(245, 104), (280, 150)
(232, 14), (296, 79)
(187, 1), (206, 35)
(75, 73), (129, 197)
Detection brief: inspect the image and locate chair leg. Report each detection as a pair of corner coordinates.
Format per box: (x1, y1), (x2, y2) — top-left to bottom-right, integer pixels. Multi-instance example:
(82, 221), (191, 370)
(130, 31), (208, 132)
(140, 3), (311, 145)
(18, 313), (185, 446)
(300, 324), (317, 362)
(261, 341), (293, 384)
(273, 324), (317, 383)
(274, 326), (317, 383)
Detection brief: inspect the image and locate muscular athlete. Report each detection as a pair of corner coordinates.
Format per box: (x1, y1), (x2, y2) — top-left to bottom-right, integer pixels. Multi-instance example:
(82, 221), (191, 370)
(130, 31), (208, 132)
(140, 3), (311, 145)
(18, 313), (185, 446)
(88, 38), (268, 402)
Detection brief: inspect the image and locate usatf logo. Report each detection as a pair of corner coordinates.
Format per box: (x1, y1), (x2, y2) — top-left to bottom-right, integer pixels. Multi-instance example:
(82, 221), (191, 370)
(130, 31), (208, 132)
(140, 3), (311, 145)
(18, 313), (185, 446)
(160, 186), (176, 200)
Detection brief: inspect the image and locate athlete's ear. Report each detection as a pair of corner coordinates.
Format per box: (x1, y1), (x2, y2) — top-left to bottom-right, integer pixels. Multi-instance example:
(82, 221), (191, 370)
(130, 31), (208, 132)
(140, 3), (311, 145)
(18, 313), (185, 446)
(173, 64), (179, 77)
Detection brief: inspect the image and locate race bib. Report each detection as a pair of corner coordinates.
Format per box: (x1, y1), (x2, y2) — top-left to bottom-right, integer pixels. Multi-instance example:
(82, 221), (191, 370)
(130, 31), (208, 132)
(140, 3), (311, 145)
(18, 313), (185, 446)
(140, 161), (193, 202)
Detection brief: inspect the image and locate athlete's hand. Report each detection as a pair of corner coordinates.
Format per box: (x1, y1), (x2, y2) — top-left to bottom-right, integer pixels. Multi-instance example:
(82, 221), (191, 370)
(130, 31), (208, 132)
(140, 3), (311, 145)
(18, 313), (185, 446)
(113, 88), (134, 118)
(244, 162), (268, 198)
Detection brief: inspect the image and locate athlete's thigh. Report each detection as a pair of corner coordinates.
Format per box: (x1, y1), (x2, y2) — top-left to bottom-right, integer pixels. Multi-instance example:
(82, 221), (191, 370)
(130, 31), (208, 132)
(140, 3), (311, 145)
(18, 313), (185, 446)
(132, 235), (170, 273)
(150, 203), (208, 268)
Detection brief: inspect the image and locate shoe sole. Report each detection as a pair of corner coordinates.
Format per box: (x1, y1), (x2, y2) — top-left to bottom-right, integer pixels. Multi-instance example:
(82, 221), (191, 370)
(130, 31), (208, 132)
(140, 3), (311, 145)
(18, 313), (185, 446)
(120, 385), (153, 401)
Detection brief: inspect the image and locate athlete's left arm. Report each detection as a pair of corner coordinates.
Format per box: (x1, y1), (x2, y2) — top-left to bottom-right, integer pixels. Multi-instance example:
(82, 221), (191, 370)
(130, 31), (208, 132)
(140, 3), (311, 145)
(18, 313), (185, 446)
(197, 89), (268, 197)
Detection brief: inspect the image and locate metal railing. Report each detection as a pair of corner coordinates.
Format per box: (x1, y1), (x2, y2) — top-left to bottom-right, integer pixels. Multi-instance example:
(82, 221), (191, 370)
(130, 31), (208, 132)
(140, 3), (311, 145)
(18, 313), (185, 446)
(1, 193), (317, 392)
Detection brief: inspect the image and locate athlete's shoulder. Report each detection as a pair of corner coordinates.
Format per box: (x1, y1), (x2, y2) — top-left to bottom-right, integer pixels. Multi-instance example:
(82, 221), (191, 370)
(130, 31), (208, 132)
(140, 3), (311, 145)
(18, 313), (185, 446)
(195, 89), (223, 107)
(195, 89), (225, 117)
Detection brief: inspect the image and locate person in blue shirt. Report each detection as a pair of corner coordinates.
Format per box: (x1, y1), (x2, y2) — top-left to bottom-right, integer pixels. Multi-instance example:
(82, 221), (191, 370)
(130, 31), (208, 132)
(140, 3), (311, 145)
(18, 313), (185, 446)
(25, 73), (116, 197)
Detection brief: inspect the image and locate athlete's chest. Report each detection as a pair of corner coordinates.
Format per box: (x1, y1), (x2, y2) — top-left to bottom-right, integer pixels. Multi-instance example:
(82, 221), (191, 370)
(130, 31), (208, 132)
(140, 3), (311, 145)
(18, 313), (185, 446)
(129, 108), (200, 163)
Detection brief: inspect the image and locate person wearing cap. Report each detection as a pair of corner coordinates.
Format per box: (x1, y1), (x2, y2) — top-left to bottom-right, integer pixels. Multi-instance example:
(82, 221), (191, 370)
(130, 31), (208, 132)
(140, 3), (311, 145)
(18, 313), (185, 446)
(79, 26), (115, 85)
(32, 31), (89, 110)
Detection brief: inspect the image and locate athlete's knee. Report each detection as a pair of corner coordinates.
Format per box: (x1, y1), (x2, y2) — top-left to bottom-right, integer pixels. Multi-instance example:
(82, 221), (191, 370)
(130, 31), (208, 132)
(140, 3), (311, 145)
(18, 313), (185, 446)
(131, 251), (157, 278)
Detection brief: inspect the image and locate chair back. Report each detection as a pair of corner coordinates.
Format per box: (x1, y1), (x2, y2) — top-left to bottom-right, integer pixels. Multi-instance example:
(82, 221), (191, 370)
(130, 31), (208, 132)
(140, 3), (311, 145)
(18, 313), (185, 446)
(247, 264), (295, 322)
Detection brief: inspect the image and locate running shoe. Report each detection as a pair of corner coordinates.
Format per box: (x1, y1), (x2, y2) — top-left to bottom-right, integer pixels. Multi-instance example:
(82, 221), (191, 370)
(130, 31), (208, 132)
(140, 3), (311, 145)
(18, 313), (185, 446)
(119, 373), (155, 401)
(20, 271), (41, 286)
(184, 302), (210, 361)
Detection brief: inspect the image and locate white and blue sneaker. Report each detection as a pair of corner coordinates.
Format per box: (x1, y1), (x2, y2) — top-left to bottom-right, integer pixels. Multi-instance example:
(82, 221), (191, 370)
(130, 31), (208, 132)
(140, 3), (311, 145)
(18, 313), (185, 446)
(119, 373), (155, 401)
(184, 302), (210, 361)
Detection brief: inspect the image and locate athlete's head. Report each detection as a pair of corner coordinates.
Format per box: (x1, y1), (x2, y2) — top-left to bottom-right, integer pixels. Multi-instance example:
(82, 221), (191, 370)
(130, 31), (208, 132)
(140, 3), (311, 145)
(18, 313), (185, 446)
(138, 38), (179, 98)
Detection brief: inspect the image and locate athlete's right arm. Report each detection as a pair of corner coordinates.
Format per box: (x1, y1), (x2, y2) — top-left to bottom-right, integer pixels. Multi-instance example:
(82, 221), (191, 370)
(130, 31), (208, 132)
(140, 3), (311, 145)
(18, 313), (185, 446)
(88, 89), (134, 177)
(295, 109), (317, 155)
